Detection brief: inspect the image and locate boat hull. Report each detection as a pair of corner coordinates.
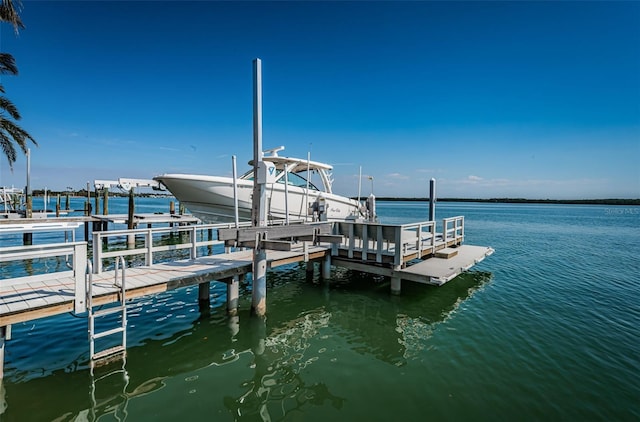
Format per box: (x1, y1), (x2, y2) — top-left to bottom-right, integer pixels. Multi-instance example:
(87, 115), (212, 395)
(154, 174), (361, 223)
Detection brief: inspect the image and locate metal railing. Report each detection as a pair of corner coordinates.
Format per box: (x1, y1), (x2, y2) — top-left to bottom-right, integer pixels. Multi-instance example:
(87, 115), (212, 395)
(91, 222), (256, 274)
(0, 241), (87, 313)
(334, 220), (438, 266)
(443, 216), (464, 243)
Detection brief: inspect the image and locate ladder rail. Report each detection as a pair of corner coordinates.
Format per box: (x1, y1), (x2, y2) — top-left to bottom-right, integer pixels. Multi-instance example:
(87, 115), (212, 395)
(88, 256), (127, 363)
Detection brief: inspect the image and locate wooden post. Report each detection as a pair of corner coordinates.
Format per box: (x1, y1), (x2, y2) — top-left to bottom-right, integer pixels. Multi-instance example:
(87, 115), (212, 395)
(94, 187), (99, 216)
(102, 188), (109, 235)
(92, 187), (101, 233)
(429, 178), (436, 222)
(102, 188), (109, 215)
(198, 282), (210, 311)
(306, 260), (315, 282)
(169, 201), (175, 228)
(65, 192), (70, 210)
(83, 201), (89, 242)
(251, 58), (267, 317)
(127, 188), (135, 247)
(22, 231), (32, 245)
(227, 276), (239, 315)
(56, 194), (61, 217)
(25, 194), (32, 219)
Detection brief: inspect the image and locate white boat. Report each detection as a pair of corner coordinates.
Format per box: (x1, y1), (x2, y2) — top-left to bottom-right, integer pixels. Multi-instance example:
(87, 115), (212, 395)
(154, 147), (364, 224)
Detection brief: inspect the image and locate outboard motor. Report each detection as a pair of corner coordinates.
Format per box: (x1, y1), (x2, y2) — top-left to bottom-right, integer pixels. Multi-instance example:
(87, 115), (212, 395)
(309, 195), (328, 222)
(366, 194), (377, 222)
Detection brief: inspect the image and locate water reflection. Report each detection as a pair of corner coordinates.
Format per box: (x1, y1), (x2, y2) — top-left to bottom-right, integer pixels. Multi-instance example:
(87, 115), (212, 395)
(224, 313), (345, 420)
(2, 267), (491, 421)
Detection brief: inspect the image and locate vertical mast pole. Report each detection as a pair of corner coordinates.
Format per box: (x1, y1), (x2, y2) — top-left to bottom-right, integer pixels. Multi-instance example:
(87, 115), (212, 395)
(251, 58), (267, 316)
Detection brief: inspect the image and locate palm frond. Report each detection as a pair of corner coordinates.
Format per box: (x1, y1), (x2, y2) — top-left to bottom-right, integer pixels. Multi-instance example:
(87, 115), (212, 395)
(0, 132), (18, 169)
(0, 96), (20, 120)
(0, 0), (25, 34)
(0, 53), (18, 75)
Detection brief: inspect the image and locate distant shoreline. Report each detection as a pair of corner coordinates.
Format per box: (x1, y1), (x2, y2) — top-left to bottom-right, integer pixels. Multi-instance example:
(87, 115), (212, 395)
(25, 192), (640, 206)
(364, 197), (640, 206)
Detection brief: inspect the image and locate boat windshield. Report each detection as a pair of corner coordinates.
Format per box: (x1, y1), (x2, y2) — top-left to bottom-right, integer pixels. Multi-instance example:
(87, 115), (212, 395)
(240, 169), (319, 191)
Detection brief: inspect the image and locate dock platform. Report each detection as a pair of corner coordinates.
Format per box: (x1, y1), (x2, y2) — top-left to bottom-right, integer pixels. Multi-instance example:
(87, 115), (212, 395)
(0, 244), (329, 326)
(0, 215), (492, 375)
(396, 245), (494, 285)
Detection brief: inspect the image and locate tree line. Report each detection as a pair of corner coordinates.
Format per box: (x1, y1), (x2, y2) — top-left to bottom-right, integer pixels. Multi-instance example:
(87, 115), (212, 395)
(370, 197), (640, 206)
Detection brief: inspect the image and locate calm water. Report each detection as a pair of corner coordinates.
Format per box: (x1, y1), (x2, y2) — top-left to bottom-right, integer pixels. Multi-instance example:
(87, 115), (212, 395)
(1, 199), (639, 421)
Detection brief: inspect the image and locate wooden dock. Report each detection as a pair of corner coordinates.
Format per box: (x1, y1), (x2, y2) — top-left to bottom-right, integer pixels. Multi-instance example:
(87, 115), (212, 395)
(0, 216), (494, 325)
(0, 216), (492, 375)
(0, 245), (330, 326)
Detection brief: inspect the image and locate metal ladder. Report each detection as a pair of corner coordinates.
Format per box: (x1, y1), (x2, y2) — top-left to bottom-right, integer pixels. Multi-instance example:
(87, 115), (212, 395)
(89, 357), (130, 421)
(87, 256), (127, 364)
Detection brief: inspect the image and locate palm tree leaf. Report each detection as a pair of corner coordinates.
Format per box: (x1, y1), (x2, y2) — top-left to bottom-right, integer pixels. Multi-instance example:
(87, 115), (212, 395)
(0, 53), (18, 75)
(0, 95), (20, 120)
(0, 116), (37, 152)
(0, 132), (17, 169)
(0, 0), (25, 34)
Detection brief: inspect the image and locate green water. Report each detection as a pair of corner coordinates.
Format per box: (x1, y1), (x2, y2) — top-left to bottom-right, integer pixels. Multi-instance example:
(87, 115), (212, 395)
(1, 200), (639, 421)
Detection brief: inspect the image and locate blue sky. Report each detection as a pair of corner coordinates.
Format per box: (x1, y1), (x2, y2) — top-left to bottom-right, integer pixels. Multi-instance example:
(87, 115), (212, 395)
(0, 1), (638, 199)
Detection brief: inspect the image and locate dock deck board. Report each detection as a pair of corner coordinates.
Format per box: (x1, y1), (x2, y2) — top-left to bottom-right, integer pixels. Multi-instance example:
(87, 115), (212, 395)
(397, 245), (494, 285)
(0, 244), (330, 326)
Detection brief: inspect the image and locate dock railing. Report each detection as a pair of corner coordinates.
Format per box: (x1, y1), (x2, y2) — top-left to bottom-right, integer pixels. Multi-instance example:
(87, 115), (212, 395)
(334, 220), (437, 266)
(0, 241), (88, 313)
(443, 216), (464, 243)
(91, 222), (255, 274)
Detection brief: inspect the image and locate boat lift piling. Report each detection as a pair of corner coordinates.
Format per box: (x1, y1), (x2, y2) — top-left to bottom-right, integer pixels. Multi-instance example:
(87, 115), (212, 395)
(429, 178), (436, 222)
(251, 58), (268, 317)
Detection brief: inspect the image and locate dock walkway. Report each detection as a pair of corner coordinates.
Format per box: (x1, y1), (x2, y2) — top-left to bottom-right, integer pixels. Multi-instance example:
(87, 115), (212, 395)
(0, 244), (329, 326)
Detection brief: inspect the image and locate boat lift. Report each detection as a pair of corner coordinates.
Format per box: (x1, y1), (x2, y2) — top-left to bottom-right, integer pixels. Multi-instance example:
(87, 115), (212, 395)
(93, 178), (165, 191)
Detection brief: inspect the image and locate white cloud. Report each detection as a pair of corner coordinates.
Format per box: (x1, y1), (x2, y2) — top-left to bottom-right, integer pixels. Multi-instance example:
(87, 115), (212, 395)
(387, 172), (409, 180)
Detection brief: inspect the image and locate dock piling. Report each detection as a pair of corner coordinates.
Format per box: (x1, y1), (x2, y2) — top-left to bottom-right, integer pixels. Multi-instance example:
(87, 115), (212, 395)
(198, 282), (210, 310)
(429, 178), (436, 222)
(321, 254), (331, 280)
(227, 276), (239, 315)
(306, 260), (315, 277)
(390, 275), (402, 295)
(251, 58), (268, 317)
